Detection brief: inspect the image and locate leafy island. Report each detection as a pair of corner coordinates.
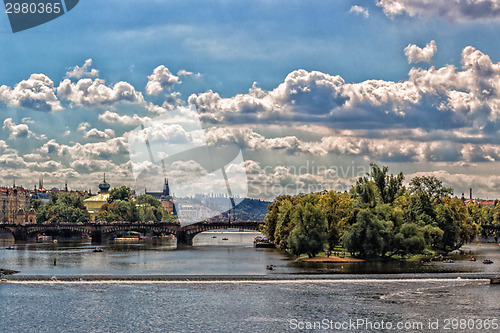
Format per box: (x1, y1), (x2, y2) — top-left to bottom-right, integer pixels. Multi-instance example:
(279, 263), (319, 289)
(261, 164), (495, 260)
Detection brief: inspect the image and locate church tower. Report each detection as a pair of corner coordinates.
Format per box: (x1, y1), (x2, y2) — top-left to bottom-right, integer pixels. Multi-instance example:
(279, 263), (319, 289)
(162, 178), (170, 197)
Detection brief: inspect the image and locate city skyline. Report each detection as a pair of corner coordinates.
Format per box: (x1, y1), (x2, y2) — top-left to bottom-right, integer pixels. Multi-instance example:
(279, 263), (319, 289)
(2, 1), (500, 199)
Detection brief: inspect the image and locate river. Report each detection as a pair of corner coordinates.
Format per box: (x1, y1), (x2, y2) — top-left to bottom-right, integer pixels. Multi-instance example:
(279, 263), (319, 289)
(1, 231), (500, 332)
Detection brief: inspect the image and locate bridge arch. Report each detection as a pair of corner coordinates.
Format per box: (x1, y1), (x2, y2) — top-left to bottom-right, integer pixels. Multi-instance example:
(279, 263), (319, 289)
(180, 221), (262, 246)
(0, 225), (15, 237)
(25, 225), (92, 237)
(99, 225), (179, 237)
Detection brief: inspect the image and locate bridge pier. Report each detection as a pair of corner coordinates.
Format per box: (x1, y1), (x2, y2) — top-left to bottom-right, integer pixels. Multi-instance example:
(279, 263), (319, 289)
(175, 230), (193, 248)
(12, 229), (35, 242)
(91, 231), (105, 244)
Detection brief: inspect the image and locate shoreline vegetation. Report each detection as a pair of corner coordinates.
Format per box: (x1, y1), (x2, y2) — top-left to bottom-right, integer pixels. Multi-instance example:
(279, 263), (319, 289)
(261, 164), (496, 260)
(299, 256), (366, 263)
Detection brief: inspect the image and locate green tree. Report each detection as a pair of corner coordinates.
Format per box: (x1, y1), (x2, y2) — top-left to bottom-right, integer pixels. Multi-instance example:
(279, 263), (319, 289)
(318, 191), (353, 250)
(343, 209), (393, 257)
(287, 203), (326, 258)
(369, 163), (405, 204)
(107, 186), (132, 203)
(435, 197), (478, 252)
(136, 194), (161, 207)
(36, 192), (90, 223)
(352, 178), (380, 208)
(97, 200), (138, 222)
(408, 175), (453, 200)
(274, 199), (294, 250)
(393, 223), (426, 256)
(261, 195), (291, 242)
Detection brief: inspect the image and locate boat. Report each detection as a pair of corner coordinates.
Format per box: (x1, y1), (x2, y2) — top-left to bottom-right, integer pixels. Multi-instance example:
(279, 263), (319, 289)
(5, 246), (14, 250)
(211, 236), (217, 238)
(483, 259), (494, 264)
(266, 265), (274, 270)
(93, 247), (103, 253)
(222, 238), (228, 241)
(0, 268), (20, 275)
(114, 231), (142, 241)
(37, 234), (53, 242)
(443, 258), (455, 263)
(253, 235), (276, 248)
(469, 257), (477, 262)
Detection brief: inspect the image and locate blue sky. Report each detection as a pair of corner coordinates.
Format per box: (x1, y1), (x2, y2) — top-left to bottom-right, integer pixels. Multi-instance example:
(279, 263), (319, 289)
(2, 0), (500, 199)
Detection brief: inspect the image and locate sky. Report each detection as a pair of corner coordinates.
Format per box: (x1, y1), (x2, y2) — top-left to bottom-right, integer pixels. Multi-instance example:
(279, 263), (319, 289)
(2, 0), (500, 200)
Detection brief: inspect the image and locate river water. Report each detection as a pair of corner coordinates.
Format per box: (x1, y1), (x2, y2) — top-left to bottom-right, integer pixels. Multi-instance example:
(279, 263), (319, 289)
(1, 231), (500, 332)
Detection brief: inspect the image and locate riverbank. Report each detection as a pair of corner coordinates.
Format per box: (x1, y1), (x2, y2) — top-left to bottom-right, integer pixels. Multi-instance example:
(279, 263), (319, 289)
(2, 272), (499, 282)
(299, 256), (366, 263)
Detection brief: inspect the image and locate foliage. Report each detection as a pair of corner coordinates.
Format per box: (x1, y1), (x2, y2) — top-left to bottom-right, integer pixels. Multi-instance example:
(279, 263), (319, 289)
(97, 194), (176, 223)
(107, 186), (132, 203)
(343, 209), (393, 257)
(287, 202), (326, 258)
(408, 175), (453, 200)
(261, 164), (481, 258)
(36, 192), (90, 223)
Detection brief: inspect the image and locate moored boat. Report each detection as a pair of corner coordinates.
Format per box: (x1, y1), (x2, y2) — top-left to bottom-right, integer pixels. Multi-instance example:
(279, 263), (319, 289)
(254, 235), (276, 248)
(483, 259), (494, 264)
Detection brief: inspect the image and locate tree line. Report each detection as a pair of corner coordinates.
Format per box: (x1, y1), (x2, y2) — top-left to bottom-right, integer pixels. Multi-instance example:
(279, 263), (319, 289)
(261, 164), (489, 258)
(32, 186), (176, 223)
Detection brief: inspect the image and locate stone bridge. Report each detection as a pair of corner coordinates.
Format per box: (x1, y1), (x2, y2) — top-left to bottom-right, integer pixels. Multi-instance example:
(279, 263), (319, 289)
(0, 221), (262, 248)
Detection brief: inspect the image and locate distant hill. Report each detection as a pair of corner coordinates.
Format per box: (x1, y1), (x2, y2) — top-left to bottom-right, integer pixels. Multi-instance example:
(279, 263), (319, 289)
(233, 198), (271, 221)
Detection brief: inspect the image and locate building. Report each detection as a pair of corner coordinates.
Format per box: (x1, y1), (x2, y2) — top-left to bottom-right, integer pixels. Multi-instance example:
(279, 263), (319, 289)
(0, 184), (34, 224)
(83, 174), (111, 221)
(145, 178), (176, 215)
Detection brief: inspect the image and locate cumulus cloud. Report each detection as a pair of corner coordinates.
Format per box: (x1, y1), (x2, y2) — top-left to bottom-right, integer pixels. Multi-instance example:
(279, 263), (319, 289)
(77, 122), (115, 139)
(243, 160), (357, 199)
(145, 65), (180, 95)
(3, 118), (35, 140)
(202, 126), (500, 163)
(66, 58), (99, 79)
(404, 40), (437, 64)
(57, 78), (145, 108)
(98, 110), (151, 126)
(38, 136), (129, 161)
(376, 0), (500, 22)
(189, 46), (500, 132)
(177, 69), (200, 77)
(0, 74), (61, 111)
(349, 5), (369, 18)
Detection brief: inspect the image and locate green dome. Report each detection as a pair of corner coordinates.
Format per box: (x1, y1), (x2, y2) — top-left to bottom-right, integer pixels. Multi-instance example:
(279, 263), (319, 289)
(98, 173), (110, 193)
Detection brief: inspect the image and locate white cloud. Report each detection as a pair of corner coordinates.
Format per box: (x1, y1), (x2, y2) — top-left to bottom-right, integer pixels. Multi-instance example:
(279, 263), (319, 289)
(0, 74), (61, 112)
(66, 58), (99, 79)
(3, 118), (34, 140)
(57, 78), (145, 108)
(376, 0), (500, 22)
(21, 117), (35, 124)
(189, 46), (500, 131)
(243, 160), (356, 199)
(77, 122), (115, 139)
(145, 65), (180, 95)
(404, 40), (437, 64)
(98, 110), (151, 125)
(350, 5), (369, 18)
